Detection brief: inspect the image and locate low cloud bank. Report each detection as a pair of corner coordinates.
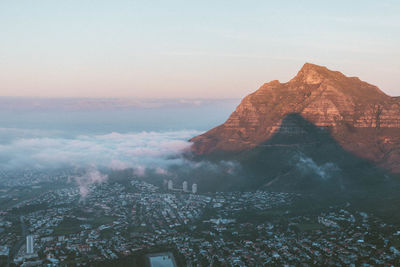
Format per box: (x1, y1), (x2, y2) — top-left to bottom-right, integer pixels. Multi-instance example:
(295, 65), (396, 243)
(294, 153), (339, 180)
(0, 130), (201, 195)
(0, 130), (198, 171)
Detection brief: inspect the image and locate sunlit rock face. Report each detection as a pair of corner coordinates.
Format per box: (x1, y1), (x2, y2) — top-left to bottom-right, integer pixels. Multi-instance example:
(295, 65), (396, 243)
(190, 63), (400, 172)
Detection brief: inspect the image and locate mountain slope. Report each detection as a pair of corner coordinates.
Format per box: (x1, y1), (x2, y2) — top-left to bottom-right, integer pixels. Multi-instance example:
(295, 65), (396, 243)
(190, 63), (400, 172)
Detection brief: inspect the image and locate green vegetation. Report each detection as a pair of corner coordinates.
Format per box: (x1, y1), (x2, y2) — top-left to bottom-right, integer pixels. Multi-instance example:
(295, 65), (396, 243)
(53, 217), (82, 235)
(11, 203), (49, 215)
(128, 225), (147, 233)
(296, 223), (323, 232)
(52, 213), (117, 236)
(91, 216), (116, 227)
(99, 228), (114, 239)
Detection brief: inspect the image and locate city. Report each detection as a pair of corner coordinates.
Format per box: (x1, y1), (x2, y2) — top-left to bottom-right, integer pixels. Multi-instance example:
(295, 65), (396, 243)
(1, 171), (400, 266)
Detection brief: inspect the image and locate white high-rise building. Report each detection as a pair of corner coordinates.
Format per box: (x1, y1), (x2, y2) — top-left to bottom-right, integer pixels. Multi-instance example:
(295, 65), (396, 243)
(168, 180), (173, 190)
(183, 181), (188, 192)
(192, 183), (197, 194)
(26, 235), (34, 254)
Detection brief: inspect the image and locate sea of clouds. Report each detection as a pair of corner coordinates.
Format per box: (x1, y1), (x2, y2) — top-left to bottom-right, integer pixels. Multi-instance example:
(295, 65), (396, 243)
(0, 129), (198, 171)
(0, 128), (203, 195)
(0, 98), (241, 195)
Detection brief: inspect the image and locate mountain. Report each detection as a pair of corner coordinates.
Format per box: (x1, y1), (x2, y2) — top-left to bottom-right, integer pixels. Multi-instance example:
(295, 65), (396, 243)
(190, 63), (400, 173)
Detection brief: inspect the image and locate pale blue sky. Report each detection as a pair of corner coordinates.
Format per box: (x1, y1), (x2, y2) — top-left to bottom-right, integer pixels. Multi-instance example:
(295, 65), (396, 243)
(0, 0), (399, 98)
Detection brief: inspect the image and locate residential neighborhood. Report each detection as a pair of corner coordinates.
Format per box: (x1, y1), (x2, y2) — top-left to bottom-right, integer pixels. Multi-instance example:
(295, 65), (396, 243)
(1, 174), (400, 266)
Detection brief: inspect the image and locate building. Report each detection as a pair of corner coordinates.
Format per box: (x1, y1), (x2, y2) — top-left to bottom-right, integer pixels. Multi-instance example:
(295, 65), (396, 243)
(0, 245), (9, 256)
(168, 180), (173, 190)
(26, 235), (34, 254)
(78, 244), (91, 253)
(192, 183), (197, 194)
(183, 181), (188, 192)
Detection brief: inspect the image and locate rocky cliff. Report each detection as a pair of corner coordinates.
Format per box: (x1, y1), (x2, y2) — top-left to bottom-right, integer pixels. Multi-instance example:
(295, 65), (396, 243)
(190, 63), (400, 172)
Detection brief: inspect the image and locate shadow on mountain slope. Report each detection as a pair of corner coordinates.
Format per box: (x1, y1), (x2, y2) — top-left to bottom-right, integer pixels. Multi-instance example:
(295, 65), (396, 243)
(190, 113), (400, 220)
(236, 113), (392, 192)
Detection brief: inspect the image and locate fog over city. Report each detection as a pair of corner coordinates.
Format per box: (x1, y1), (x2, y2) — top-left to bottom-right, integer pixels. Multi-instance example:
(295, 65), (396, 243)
(0, 129), (196, 171)
(0, 98), (241, 192)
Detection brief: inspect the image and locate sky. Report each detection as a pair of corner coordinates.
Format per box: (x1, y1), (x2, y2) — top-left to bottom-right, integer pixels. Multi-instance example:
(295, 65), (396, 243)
(0, 0), (399, 98)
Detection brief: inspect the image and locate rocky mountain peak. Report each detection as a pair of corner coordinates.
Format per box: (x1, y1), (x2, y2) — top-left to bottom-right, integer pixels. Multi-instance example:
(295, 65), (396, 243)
(190, 63), (400, 172)
(291, 62), (345, 85)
